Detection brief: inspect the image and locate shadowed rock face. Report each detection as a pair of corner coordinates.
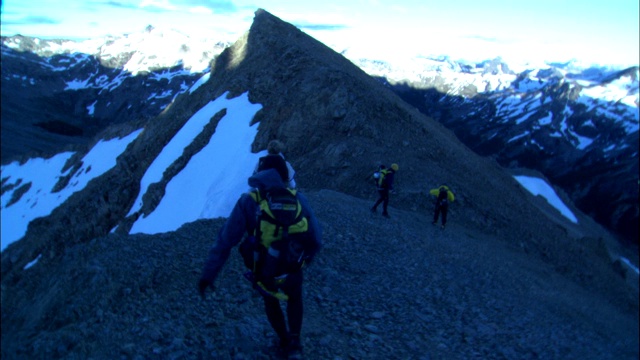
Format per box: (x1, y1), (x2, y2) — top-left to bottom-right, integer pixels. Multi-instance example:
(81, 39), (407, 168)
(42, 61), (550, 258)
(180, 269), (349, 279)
(1, 7), (635, 319)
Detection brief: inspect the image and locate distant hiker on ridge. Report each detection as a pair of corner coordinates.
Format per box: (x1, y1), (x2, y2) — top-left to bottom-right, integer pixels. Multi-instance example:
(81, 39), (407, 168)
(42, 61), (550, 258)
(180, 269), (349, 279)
(430, 185), (455, 229)
(254, 139), (297, 188)
(198, 168), (322, 359)
(370, 163), (399, 218)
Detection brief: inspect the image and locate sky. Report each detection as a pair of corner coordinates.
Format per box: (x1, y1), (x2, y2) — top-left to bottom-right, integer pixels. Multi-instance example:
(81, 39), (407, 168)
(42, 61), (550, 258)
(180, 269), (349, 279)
(5, 83), (636, 276)
(1, 0), (639, 67)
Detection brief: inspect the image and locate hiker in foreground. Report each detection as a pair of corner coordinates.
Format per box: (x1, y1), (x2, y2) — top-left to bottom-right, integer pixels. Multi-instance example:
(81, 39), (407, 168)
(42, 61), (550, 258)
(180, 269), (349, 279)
(370, 163), (399, 218)
(198, 169), (322, 359)
(254, 139), (297, 188)
(429, 185), (455, 229)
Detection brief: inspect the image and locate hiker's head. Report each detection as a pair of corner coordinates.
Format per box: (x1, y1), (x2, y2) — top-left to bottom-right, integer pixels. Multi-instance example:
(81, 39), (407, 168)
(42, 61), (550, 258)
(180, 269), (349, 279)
(267, 140), (285, 155)
(391, 163), (399, 171)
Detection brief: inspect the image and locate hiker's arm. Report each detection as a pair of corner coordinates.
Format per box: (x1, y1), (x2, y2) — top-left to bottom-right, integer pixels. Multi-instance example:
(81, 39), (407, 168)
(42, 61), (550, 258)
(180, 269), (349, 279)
(201, 194), (255, 284)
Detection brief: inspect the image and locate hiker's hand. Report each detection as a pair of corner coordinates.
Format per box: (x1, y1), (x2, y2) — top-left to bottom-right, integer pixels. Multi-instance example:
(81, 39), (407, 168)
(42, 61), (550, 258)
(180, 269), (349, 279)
(198, 279), (212, 299)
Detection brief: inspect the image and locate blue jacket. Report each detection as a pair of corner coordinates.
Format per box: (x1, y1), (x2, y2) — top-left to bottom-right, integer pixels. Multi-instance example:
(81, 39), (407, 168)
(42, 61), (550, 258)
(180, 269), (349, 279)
(200, 169), (322, 284)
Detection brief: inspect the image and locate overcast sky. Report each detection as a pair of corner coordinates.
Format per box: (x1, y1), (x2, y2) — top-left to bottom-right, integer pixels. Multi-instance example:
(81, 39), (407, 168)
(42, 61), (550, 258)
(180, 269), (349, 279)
(1, 0), (638, 67)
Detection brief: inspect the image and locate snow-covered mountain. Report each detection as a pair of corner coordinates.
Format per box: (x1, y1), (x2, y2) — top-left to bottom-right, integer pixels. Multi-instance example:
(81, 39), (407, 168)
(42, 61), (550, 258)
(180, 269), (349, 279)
(355, 55), (638, 244)
(2, 25), (227, 73)
(1, 10), (638, 358)
(1, 15), (638, 244)
(0, 27), (228, 162)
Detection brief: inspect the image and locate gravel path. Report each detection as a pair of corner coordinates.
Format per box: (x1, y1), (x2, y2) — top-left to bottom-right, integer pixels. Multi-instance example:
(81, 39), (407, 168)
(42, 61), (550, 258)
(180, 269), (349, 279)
(1, 189), (638, 359)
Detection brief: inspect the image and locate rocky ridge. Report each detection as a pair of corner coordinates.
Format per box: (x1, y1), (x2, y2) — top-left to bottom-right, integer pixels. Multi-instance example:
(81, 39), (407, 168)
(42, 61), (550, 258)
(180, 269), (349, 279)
(1, 9), (638, 359)
(1, 13), (637, 245)
(1, 190), (638, 359)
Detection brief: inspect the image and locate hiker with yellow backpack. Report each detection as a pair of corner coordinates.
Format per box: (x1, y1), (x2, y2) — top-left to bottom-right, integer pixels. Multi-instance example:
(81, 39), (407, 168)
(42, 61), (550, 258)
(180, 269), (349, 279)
(198, 168), (322, 359)
(370, 163), (399, 218)
(430, 185), (455, 229)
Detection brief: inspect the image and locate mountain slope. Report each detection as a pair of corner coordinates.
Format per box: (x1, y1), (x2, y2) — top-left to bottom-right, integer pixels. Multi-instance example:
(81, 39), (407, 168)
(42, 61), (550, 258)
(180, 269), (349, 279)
(0, 9), (637, 359)
(0, 10), (593, 273)
(1, 190), (637, 359)
(2, 19), (637, 245)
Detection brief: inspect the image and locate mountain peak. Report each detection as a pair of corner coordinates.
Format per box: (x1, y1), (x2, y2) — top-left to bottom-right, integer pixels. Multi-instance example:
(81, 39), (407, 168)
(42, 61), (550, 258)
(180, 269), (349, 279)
(1, 10), (638, 358)
(0, 4), (610, 266)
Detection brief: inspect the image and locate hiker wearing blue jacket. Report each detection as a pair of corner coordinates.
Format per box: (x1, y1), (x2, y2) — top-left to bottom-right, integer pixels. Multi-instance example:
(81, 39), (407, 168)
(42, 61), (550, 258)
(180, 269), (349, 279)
(198, 169), (322, 359)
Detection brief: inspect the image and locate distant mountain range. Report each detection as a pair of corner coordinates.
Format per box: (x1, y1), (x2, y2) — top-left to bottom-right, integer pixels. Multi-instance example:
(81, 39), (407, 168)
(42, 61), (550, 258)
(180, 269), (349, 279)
(350, 54), (638, 245)
(1, 21), (638, 244)
(1, 11), (637, 358)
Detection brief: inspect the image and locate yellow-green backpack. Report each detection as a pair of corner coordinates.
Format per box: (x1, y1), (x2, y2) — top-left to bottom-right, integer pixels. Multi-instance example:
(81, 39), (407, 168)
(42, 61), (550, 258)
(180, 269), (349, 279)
(239, 188), (310, 277)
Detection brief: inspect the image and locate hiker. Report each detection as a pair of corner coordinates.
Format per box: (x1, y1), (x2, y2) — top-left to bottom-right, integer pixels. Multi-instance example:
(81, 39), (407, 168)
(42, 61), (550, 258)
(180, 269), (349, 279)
(198, 168), (322, 358)
(370, 163), (399, 218)
(429, 185), (455, 229)
(255, 139), (297, 188)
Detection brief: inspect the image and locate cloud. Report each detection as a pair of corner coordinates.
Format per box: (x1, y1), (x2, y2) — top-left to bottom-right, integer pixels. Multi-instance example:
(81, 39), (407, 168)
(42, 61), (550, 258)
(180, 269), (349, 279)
(2, 16), (60, 25)
(183, 0), (237, 14)
(294, 23), (349, 31)
(139, 0), (177, 12)
(137, 0), (237, 14)
(103, 1), (139, 9)
(189, 6), (212, 14)
(463, 35), (500, 43)
(460, 34), (526, 45)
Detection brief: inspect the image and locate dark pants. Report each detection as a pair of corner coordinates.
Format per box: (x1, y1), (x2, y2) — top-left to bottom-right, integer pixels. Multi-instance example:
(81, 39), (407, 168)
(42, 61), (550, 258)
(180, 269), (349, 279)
(433, 203), (448, 225)
(262, 270), (303, 342)
(372, 188), (390, 214)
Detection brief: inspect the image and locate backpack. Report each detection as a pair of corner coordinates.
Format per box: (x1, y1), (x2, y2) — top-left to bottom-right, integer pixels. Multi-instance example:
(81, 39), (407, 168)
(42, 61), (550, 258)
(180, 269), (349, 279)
(376, 169), (389, 188)
(239, 187), (310, 279)
(437, 187), (449, 206)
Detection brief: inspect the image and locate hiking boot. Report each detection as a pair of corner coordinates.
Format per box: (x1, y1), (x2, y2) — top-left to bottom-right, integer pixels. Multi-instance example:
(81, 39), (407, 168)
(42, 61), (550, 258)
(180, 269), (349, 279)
(287, 336), (303, 360)
(267, 335), (289, 358)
